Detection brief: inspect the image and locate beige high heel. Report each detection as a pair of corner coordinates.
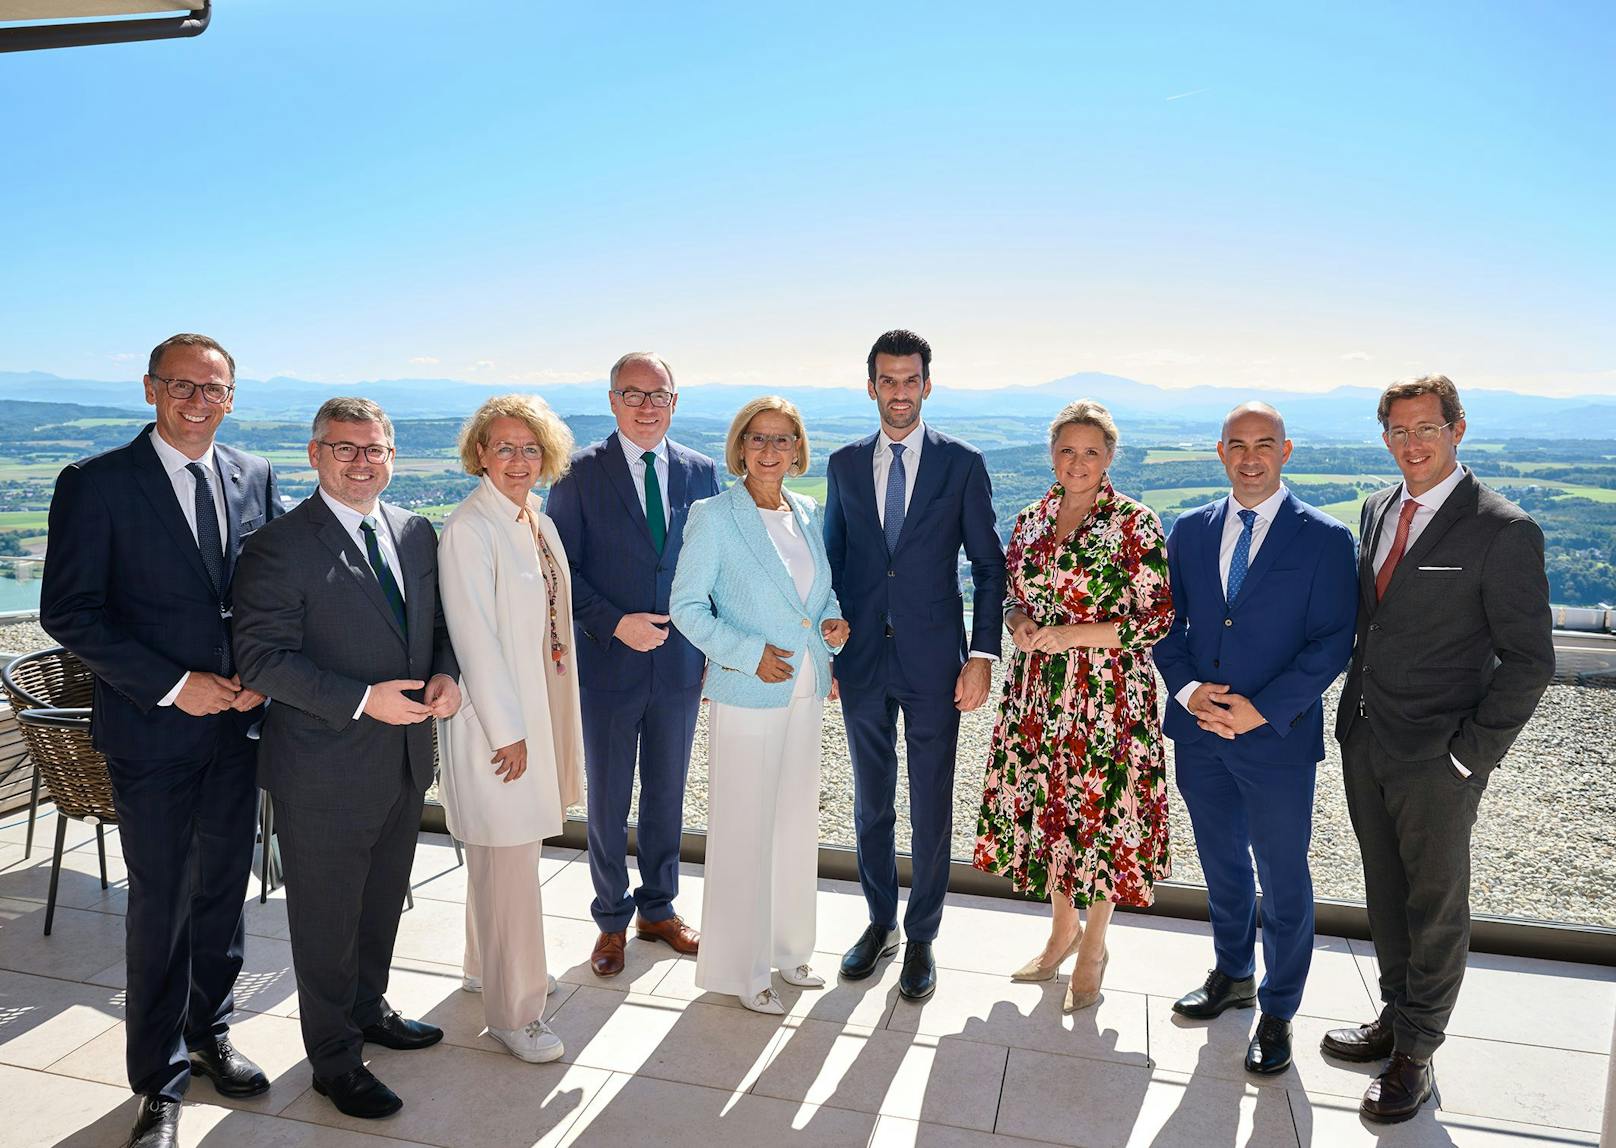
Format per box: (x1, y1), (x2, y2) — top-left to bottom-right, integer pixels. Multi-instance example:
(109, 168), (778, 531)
(1010, 930), (1084, 983)
(1063, 948), (1109, 1012)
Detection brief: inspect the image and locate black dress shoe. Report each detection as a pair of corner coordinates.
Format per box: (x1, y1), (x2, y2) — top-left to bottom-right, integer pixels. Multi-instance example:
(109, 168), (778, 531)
(1244, 1013), (1293, 1075)
(188, 1035), (270, 1097)
(312, 1065), (404, 1119)
(1360, 1051), (1434, 1123)
(1321, 1007), (1395, 1062)
(898, 940), (937, 1001)
(126, 1096), (180, 1148)
(1171, 969), (1257, 1019)
(840, 923), (899, 980)
(361, 1010), (443, 1050)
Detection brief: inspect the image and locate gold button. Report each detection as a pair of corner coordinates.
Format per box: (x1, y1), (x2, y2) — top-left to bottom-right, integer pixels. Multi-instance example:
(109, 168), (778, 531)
(801, 618), (811, 628)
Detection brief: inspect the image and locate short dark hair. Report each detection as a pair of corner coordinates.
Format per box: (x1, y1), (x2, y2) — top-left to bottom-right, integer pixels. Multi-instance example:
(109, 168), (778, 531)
(866, 329), (932, 382)
(1377, 374), (1465, 429)
(312, 397), (395, 445)
(148, 332), (236, 381)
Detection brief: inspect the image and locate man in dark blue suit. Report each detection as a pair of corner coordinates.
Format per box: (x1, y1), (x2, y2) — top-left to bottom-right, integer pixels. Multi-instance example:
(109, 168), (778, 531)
(546, 352), (721, 977)
(1152, 402), (1357, 1077)
(824, 329), (1006, 1000)
(41, 333), (283, 1148)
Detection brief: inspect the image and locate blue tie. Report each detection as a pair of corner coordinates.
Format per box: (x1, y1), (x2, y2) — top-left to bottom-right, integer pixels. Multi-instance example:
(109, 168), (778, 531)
(1227, 508), (1258, 603)
(883, 442), (907, 555)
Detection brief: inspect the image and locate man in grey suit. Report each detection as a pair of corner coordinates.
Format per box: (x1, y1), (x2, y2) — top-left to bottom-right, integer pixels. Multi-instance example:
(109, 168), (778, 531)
(1326, 375), (1552, 1123)
(233, 398), (460, 1120)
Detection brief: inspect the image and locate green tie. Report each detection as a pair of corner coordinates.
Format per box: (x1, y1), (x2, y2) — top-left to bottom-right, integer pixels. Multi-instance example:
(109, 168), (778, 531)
(642, 450), (666, 553)
(360, 516), (408, 633)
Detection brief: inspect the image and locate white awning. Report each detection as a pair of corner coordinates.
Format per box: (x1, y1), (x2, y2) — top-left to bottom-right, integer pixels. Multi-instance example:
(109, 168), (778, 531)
(0, 2), (203, 18)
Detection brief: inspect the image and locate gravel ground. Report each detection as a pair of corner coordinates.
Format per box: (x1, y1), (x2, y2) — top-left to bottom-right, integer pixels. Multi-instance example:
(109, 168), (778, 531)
(10, 617), (1611, 928)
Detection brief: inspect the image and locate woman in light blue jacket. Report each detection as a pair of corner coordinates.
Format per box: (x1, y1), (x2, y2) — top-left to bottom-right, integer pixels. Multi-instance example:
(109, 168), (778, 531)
(670, 396), (847, 1014)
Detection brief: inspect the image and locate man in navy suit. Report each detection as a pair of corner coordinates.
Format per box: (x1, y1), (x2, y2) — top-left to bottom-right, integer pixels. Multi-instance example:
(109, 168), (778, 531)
(41, 333), (283, 1148)
(1152, 402), (1357, 1077)
(546, 352), (722, 977)
(824, 329), (1006, 1000)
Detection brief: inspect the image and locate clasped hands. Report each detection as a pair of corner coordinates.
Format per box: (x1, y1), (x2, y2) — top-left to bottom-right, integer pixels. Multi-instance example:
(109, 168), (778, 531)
(1187, 682), (1267, 739)
(363, 674), (462, 725)
(756, 619), (851, 684)
(175, 672), (266, 716)
(1007, 614), (1083, 655)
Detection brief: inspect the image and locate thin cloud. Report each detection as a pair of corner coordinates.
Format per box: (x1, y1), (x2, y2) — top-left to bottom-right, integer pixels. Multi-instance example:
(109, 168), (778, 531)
(1165, 88), (1208, 102)
(471, 360), (495, 371)
(408, 355), (440, 366)
(1341, 351), (1374, 362)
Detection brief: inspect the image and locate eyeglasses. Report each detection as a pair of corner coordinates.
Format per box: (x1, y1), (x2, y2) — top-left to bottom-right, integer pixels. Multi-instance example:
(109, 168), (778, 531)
(318, 441), (396, 464)
(743, 433), (799, 453)
(612, 388), (674, 408)
(153, 375), (234, 405)
(488, 443), (543, 461)
(1385, 421), (1453, 446)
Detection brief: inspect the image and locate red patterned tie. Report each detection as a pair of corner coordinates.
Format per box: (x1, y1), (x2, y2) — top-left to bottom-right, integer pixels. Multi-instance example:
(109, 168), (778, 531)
(1374, 498), (1419, 602)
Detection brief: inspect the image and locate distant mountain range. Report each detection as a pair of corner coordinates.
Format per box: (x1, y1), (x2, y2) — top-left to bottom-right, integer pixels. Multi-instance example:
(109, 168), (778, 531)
(5, 369), (1615, 440)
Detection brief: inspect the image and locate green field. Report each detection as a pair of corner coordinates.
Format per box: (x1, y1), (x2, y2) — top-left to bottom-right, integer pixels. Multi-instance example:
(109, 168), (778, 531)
(0, 511), (50, 531)
(1143, 449), (1219, 464)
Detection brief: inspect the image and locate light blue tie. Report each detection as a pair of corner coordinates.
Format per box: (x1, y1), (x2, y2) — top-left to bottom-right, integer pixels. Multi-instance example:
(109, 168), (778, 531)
(883, 442), (907, 555)
(1227, 508), (1258, 603)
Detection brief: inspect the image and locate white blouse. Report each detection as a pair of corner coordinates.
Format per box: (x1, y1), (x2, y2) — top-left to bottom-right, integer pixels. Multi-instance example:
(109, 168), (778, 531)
(758, 505), (816, 697)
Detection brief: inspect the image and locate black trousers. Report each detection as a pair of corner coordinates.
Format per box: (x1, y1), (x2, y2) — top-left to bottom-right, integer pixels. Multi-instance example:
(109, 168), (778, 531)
(272, 775), (423, 1079)
(105, 727), (258, 1100)
(1341, 719), (1486, 1059)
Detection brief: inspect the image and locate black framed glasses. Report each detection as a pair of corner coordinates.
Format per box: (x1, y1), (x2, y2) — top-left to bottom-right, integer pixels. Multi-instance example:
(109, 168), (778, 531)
(743, 432), (799, 453)
(612, 388), (674, 408)
(318, 440), (396, 464)
(153, 375), (234, 405)
(1385, 421), (1453, 446)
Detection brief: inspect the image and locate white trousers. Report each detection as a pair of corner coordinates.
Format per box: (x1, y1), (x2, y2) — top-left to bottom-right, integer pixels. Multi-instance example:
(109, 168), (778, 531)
(463, 841), (550, 1030)
(694, 692), (824, 1000)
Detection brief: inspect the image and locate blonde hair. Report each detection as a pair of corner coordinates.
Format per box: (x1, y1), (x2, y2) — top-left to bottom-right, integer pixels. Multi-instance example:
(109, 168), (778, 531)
(1049, 399), (1119, 452)
(724, 396), (810, 477)
(457, 394), (573, 486)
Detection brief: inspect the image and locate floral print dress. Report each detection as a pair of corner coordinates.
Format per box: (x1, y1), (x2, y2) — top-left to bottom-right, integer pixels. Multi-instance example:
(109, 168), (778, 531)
(973, 479), (1175, 907)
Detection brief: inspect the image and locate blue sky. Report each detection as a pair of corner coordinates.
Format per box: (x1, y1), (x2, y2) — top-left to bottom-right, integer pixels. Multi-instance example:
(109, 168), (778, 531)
(1, 1), (1612, 394)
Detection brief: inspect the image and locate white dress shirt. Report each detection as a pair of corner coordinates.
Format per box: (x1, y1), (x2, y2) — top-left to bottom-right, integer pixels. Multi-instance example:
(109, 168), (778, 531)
(151, 430), (230, 707)
(873, 420), (993, 662)
(1369, 462), (1473, 777)
(619, 433), (671, 525)
(320, 488), (407, 718)
(1175, 485), (1288, 712)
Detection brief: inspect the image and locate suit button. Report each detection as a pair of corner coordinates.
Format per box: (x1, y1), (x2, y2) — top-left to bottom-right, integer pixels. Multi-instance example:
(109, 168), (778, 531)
(1212, 659), (1220, 668)
(887, 569), (895, 577)
(1223, 618), (1233, 627)
(1369, 623), (1381, 632)
(801, 618), (810, 628)
(1363, 666), (1374, 674)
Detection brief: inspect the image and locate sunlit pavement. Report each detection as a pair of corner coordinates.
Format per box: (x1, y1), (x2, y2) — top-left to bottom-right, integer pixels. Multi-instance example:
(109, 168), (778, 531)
(1, 809), (1609, 1147)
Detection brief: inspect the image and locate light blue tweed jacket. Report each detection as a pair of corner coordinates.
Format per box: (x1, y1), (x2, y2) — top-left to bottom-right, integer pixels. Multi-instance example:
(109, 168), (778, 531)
(670, 481), (844, 709)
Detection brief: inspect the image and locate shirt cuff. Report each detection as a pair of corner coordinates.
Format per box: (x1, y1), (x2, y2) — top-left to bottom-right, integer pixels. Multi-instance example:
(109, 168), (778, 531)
(354, 686), (371, 721)
(1175, 680), (1203, 712)
(1450, 753), (1472, 778)
(967, 650), (998, 663)
(157, 673), (189, 707)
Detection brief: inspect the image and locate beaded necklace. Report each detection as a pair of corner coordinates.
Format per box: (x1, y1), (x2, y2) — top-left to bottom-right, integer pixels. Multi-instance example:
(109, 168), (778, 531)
(518, 505), (568, 675)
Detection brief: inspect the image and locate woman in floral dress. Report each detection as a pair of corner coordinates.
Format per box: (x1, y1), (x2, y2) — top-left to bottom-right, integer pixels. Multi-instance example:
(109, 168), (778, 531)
(974, 400), (1174, 1012)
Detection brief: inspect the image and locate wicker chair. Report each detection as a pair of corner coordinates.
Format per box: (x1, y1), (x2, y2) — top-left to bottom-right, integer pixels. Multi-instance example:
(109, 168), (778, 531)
(2, 647), (95, 859)
(13, 707), (117, 935)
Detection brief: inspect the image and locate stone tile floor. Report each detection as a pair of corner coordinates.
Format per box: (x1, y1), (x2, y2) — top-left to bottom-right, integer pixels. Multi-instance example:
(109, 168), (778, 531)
(0, 808), (1610, 1147)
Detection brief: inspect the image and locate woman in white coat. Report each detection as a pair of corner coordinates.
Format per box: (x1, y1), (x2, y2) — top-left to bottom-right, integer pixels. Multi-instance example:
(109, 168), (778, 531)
(438, 395), (584, 1063)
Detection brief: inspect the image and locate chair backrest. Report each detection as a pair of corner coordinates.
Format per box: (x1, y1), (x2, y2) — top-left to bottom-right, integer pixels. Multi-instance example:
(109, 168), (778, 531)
(13, 709), (117, 825)
(2, 647), (94, 713)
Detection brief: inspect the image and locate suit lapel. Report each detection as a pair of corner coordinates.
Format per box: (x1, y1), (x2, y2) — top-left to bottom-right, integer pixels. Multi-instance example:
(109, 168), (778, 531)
(129, 429), (218, 596)
(601, 432), (656, 553)
(731, 487), (805, 608)
(848, 434), (882, 536)
(1380, 470), (1476, 604)
(1201, 500), (1227, 607)
(893, 426), (945, 555)
(1230, 494), (1303, 608)
(311, 495), (407, 646)
(1360, 487), (1397, 606)
(216, 446), (248, 588)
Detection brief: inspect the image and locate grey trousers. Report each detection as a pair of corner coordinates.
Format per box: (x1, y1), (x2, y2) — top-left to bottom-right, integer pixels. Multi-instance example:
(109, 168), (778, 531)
(1341, 719), (1485, 1059)
(273, 778), (425, 1078)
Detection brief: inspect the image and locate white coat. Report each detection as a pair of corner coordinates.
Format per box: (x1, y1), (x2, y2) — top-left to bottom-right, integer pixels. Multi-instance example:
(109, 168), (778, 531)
(437, 476), (584, 846)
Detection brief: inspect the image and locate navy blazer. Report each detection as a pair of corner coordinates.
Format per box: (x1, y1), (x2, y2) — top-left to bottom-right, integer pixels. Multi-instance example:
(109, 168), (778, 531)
(40, 425), (283, 761)
(823, 425), (1006, 694)
(545, 432), (722, 693)
(1153, 490), (1358, 763)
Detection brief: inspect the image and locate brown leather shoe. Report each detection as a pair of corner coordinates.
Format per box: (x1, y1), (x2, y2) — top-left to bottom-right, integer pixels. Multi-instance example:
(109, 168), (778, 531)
(1321, 1008), (1395, 1062)
(1360, 1051), (1434, 1124)
(635, 914), (700, 955)
(591, 930), (626, 977)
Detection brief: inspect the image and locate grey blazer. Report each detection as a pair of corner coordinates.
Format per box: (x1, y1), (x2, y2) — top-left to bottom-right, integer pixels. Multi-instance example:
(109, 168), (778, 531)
(233, 492), (459, 811)
(1334, 467), (1553, 777)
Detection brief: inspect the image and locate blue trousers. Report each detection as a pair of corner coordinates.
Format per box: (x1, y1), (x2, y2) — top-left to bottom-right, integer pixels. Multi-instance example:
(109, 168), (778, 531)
(105, 726), (257, 1100)
(580, 678), (701, 932)
(1173, 738), (1316, 1019)
(841, 647), (961, 943)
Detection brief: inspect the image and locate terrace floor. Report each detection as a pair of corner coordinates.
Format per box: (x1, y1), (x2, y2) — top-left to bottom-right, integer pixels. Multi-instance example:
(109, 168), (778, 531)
(0, 807), (1610, 1147)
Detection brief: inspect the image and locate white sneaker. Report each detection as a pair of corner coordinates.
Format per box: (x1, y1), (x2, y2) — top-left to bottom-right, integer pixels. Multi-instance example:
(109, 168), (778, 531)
(741, 988), (786, 1015)
(488, 1019), (565, 1063)
(463, 973), (558, 995)
(779, 964), (825, 988)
